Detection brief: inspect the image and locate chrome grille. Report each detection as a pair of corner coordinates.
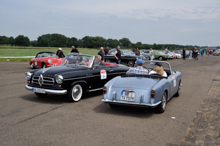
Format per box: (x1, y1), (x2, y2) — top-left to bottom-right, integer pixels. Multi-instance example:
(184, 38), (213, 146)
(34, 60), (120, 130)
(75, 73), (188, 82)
(32, 76), (54, 86)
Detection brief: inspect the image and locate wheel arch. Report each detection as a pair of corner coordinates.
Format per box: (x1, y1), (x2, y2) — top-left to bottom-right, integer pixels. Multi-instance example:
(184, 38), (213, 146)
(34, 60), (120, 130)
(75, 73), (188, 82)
(70, 80), (88, 93)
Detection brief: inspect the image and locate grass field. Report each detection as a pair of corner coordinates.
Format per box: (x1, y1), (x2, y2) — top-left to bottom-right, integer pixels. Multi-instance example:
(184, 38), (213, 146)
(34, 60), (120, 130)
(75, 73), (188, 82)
(0, 46), (100, 61)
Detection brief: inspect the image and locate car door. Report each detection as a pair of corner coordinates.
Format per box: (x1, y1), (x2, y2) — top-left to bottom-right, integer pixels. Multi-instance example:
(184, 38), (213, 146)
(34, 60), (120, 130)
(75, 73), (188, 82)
(167, 73), (178, 99)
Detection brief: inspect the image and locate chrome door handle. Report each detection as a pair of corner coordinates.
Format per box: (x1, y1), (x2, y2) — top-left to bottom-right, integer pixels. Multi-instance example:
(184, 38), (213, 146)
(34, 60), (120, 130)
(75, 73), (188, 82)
(109, 70), (114, 72)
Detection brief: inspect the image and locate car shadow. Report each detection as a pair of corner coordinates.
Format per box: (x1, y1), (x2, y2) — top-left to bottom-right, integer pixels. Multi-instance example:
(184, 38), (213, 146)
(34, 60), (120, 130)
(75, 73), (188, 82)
(19, 94), (68, 104)
(20, 90), (104, 104)
(93, 103), (155, 118)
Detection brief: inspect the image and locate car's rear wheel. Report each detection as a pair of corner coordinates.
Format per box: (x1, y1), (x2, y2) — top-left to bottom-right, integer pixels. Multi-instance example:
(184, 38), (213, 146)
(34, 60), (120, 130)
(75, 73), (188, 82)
(158, 56), (163, 60)
(41, 63), (46, 68)
(174, 81), (181, 97)
(156, 91), (167, 113)
(128, 61), (134, 67)
(35, 93), (48, 97)
(30, 62), (35, 69)
(67, 84), (83, 102)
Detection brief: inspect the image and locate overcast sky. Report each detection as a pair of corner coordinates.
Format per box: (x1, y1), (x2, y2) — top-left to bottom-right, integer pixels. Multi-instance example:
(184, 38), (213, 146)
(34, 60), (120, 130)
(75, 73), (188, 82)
(0, 0), (220, 46)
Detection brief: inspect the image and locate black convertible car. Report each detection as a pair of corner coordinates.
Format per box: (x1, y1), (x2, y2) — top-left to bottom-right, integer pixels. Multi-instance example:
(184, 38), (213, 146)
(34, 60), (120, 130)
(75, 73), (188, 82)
(104, 49), (149, 67)
(25, 53), (129, 102)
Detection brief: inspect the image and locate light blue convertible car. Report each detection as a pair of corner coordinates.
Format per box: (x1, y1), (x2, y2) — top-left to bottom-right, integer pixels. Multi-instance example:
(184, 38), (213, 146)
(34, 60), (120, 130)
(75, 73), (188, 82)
(101, 61), (182, 113)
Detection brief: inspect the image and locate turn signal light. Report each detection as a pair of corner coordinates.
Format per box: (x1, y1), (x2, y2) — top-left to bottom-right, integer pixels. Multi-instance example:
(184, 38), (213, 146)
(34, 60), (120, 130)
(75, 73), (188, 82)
(151, 90), (155, 98)
(103, 86), (107, 94)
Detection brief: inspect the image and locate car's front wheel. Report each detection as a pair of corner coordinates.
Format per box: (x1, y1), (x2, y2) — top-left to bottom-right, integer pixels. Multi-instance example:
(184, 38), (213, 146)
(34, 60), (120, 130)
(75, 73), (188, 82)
(67, 84), (83, 102)
(128, 61), (134, 67)
(158, 56), (163, 60)
(156, 91), (167, 113)
(30, 62), (35, 69)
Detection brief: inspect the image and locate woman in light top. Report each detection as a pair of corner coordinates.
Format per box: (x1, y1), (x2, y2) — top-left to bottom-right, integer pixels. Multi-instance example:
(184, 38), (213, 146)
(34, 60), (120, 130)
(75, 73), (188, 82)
(149, 62), (167, 77)
(150, 48), (154, 61)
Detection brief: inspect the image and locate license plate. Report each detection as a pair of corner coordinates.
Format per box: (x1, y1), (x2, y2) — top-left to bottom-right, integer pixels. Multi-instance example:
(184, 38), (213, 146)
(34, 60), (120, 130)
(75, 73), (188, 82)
(121, 91), (135, 101)
(32, 88), (46, 94)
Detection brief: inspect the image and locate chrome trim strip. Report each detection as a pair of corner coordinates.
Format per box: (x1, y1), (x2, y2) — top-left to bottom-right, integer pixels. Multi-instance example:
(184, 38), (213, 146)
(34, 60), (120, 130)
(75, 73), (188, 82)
(101, 99), (161, 107)
(25, 85), (67, 95)
(63, 72), (127, 81)
(88, 88), (103, 92)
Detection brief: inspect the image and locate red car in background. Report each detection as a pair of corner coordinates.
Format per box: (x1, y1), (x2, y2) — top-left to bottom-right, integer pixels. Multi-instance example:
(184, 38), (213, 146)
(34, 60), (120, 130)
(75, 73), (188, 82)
(29, 52), (64, 69)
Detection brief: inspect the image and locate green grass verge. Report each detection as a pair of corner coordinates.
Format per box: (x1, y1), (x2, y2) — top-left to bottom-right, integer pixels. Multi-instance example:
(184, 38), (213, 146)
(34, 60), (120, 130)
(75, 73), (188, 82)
(0, 46), (100, 61)
(0, 58), (32, 62)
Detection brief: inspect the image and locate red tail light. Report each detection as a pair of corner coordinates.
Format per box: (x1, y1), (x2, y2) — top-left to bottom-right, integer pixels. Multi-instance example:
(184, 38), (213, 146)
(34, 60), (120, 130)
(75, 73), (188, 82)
(151, 90), (155, 98)
(103, 86), (107, 94)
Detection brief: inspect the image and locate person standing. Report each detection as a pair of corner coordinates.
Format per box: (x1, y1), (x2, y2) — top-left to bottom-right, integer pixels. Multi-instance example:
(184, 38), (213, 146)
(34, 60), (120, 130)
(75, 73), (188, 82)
(150, 48), (154, 61)
(56, 48), (65, 58)
(70, 46), (79, 53)
(113, 46), (121, 64)
(194, 48), (198, 61)
(98, 47), (105, 61)
(104, 46), (109, 55)
(182, 47), (186, 60)
(207, 49), (210, 56)
(165, 47), (168, 54)
(135, 48), (140, 56)
(189, 49), (192, 59)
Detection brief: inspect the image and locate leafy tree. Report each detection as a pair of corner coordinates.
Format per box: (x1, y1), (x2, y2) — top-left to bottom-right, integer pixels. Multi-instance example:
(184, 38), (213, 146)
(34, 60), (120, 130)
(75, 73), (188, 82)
(14, 35), (30, 46)
(66, 37), (78, 47)
(119, 38), (131, 47)
(106, 39), (120, 48)
(31, 40), (38, 47)
(0, 36), (8, 45)
(8, 36), (14, 46)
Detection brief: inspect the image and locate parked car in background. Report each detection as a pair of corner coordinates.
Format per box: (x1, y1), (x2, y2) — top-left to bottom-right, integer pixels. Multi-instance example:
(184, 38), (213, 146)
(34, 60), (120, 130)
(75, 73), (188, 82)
(142, 50), (168, 60)
(212, 50), (220, 56)
(173, 52), (182, 59)
(104, 49), (148, 67)
(25, 53), (129, 102)
(102, 61), (182, 113)
(29, 52), (64, 69)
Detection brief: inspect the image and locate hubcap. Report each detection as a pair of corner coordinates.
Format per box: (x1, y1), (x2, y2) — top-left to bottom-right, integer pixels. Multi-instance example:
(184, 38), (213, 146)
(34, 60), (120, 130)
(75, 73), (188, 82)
(72, 85), (82, 101)
(162, 94), (166, 110)
(31, 63), (33, 68)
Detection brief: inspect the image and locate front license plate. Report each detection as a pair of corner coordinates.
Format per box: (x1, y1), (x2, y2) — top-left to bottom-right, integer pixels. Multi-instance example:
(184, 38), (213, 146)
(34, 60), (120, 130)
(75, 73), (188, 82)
(121, 91), (135, 101)
(32, 88), (46, 94)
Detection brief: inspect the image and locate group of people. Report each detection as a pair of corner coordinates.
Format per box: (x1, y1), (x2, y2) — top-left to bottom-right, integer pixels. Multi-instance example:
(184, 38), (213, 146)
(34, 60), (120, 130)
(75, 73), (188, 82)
(126, 59), (167, 77)
(56, 46), (79, 58)
(188, 48), (199, 61)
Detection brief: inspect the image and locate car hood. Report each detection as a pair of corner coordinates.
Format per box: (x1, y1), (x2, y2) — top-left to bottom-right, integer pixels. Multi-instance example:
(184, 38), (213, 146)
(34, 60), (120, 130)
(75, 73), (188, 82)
(34, 65), (89, 77)
(112, 77), (159, 90)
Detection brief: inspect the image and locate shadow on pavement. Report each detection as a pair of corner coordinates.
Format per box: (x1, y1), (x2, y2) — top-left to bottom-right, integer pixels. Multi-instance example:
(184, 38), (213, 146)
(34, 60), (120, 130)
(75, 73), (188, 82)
(93, 102), (157, 118)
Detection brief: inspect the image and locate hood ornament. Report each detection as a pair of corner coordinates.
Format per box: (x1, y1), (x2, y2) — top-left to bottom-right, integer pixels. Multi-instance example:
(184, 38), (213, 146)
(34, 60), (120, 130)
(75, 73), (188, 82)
(38, 74), (44, 86)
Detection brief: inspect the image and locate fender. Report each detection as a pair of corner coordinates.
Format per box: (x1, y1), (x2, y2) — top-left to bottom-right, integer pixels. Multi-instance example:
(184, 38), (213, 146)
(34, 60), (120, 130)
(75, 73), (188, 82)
(70, 80), (88, 92)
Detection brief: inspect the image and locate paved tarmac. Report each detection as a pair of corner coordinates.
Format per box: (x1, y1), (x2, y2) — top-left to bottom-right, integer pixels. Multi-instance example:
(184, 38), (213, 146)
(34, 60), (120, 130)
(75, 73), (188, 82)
(0, 55), (219, 146)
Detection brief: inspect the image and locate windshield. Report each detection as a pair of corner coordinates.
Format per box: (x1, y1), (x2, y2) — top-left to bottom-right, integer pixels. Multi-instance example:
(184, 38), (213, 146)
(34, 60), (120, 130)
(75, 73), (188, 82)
(37, 53), (56, 58)
(143, 61), (171, 71)
(61, 54), (94, 68)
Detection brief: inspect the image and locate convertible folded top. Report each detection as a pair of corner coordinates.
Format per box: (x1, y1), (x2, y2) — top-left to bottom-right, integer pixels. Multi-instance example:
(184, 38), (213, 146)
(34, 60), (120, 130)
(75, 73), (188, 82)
(122, 74), (167, 79)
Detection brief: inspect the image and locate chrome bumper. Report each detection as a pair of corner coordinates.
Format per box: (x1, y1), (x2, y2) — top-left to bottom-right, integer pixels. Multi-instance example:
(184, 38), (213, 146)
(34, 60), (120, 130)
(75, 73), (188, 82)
(101, 99), (161, 107)
(25, 85), (67, 95)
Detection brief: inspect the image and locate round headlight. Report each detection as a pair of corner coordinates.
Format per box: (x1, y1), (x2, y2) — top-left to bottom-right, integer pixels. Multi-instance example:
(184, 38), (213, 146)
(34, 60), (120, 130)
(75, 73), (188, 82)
(25, 72), (32, 80)
(48, 59), (52, 64)
(55, 75), (63, 84)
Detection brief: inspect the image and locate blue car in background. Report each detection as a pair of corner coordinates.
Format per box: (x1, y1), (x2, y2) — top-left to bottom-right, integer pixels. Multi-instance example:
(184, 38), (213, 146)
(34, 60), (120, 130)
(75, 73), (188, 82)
(101, 61), (182, 113)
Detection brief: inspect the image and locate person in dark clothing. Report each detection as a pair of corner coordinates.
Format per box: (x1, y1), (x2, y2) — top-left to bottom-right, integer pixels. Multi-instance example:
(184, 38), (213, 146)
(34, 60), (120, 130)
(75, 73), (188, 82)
(98, 47), (105, 61)
(135, 48), (140, 56)
(113, 46), (121, 64)
(70, 46), (79, 53)
(104, 46), (109, 55)
(56, 48), (65, 58)
(182, 47), (186, 60)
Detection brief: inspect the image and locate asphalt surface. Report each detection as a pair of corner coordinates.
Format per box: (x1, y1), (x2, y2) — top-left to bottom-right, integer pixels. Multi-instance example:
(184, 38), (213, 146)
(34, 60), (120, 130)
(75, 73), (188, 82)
(0, 55), (219, 146)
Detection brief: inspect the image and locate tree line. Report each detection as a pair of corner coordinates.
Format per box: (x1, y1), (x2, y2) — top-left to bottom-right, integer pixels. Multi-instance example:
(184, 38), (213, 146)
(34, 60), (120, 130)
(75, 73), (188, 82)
(0, 34), (216, 50)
